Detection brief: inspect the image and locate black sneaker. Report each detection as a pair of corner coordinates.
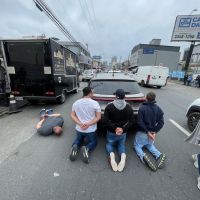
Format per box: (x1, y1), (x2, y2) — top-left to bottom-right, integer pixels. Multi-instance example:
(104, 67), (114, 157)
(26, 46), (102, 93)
(157, 154), (166, 169)
(69, 145), (78, 161)
(143, 154), (157, 172)
(81, 146), (89, 163)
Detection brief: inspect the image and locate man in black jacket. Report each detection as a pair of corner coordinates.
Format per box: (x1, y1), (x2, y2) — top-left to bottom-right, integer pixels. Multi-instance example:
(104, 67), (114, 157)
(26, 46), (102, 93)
(134, 91), (166, 171)
(104, 89), (134, 172)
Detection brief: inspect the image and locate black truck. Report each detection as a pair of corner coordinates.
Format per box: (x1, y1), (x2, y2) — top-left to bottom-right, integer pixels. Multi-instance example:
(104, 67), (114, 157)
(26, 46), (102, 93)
(2, 38), (79, 104)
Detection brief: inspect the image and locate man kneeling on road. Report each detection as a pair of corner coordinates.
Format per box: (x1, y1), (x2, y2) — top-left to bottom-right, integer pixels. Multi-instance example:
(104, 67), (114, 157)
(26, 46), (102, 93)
(69, 87), (101, 163)
(134, 91), (166, 171)
(36, 109), (64, 136)
(104, 89), (134, 172)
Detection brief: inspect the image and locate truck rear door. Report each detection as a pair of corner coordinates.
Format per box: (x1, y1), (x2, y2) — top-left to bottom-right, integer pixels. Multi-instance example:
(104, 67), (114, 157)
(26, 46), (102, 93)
(4, 40), (55, 97)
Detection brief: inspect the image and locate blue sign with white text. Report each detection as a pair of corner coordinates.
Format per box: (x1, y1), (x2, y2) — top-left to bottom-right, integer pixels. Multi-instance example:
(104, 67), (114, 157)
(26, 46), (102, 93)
(143, 48), (155, 54)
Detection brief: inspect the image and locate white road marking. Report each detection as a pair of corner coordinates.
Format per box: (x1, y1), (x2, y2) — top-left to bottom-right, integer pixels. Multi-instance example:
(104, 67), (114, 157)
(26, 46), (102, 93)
(169, 119), (191, 137)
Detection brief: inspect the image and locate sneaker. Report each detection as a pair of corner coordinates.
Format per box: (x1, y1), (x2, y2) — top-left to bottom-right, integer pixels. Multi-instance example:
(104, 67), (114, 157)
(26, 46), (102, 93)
(143, 154), (157, 172)
(118, 153), (126, 172)
(109, 152), (118, 172)
(45, 109), (53, 115)
(39, 108), (46, 117)
(157, 154), (166, 169)
(69, 145), (78, 161)
(194, 160), (199, 169)
(192, 154), (198, 162)
(81, 146), (89, 163)
(197, 176), (200, 190)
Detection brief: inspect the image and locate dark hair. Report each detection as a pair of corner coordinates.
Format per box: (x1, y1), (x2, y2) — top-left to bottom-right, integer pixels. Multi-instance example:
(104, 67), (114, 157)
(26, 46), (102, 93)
(146, 91), (156, 102)
(83, 87), (92, 97)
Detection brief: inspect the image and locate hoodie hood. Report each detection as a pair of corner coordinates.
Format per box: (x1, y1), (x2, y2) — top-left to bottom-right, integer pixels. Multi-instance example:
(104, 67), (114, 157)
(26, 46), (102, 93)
(113, 99), (127, 110)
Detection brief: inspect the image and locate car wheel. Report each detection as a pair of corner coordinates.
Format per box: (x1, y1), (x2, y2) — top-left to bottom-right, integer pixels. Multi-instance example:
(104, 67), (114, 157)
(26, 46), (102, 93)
(187, 112), (200, 131)
(141, 80), (145, 87)
(73, 88), (78, 94)
(157, 86), (161, 89)
(57, 92), (66, 104)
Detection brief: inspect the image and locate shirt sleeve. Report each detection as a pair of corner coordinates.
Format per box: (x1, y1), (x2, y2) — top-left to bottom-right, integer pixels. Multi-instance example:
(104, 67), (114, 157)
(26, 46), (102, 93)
(137, 108), (148, 133)
(72, 103), (76, 112)
(94, 101), (101, 112)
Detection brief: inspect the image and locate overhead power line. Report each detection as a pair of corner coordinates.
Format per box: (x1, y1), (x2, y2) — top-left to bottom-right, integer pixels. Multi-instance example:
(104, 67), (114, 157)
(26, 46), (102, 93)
(33, 0), (83, 49)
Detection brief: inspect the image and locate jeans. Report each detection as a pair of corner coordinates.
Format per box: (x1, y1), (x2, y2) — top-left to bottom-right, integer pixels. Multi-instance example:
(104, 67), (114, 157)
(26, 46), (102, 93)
(198, 153), (200, 175)
(72, 131), (97, 151)
(134, 131), (161, 161)
(106, 131), (126, 155)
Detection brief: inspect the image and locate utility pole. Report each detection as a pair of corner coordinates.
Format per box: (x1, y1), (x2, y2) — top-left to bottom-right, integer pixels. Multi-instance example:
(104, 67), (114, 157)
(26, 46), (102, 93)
(184, 41), (195, 71)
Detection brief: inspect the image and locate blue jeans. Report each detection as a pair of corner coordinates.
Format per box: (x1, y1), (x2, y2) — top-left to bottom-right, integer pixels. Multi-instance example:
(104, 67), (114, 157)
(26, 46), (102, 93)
(72, 131), (97, 151)
(198, 153), (200, 175)
(134, 131), (161, 161)
(106, 131), (126, 155)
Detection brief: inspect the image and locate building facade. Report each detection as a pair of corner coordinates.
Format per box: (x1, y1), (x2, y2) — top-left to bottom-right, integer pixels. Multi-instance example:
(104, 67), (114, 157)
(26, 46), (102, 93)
(129, 39), (180, 71)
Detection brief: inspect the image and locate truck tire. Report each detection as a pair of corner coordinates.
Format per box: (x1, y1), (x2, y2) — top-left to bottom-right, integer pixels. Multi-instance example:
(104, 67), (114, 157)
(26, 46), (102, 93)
(187, 112), (200, 132)
(57, 92), (66, 104)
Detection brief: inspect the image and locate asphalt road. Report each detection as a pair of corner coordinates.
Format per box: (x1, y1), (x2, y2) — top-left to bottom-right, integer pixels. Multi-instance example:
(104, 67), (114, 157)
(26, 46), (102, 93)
(0, 81), (200, 200)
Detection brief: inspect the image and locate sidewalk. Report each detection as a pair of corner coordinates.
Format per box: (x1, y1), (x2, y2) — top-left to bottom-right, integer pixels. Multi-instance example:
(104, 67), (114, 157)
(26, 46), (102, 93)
(168, 79), (200, 88)
(0, 106), (8, 116)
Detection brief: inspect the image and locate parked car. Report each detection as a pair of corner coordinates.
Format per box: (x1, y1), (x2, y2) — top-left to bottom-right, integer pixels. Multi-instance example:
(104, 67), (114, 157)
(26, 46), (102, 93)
(82, 69), (96, 81)
(132, 66), (169, 88)
(88, 73), (145, 127)
(186, 98), (200, 131)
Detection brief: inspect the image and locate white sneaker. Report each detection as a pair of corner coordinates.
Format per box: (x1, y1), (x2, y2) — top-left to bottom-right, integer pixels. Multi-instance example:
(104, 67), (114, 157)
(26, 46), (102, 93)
(192, 154), (198, 162)
(197, 176), (200, 190)
(110, 152), (118, 172)
(118, 153), (126, 172)
(194, 160), (199, 169)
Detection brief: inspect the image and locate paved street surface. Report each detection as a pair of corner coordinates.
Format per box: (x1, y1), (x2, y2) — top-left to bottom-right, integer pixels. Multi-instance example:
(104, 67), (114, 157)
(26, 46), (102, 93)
(0, 81), (200, 200)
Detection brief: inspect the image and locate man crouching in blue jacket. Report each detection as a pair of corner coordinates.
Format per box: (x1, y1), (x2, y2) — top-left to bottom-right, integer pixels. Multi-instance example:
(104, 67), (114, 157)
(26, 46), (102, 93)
(134, 91), (166, 171)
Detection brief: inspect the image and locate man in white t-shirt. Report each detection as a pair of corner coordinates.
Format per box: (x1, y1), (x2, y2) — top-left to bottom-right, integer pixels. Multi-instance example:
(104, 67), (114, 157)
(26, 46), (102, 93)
(70, 87), (101, 163)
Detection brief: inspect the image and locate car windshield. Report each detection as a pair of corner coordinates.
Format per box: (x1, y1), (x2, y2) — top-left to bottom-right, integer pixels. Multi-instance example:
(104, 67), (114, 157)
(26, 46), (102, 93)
(90, 80), (141, 95)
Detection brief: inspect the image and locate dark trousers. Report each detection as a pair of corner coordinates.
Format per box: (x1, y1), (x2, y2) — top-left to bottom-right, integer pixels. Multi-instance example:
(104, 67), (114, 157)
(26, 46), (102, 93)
(198, 153), (200, 175)
(72, 131), (97, 151)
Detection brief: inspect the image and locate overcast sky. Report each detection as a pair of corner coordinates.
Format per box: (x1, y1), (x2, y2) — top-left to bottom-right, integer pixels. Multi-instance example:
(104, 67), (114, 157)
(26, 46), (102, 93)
(0, 0), (199, 61)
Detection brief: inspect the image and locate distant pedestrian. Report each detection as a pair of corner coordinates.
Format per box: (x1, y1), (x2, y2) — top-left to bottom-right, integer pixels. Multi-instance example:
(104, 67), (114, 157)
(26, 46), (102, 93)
(133, 91), (166, 171)
(197, 75), (200, 88)
(184, 73), (188, 85)
(36, 109), (64, 136)
(185, 120), (200, 190)
(0, 60), (6, 93)
(69, 87), (101, 163)
(187, 74), (193, 86)
(104, 89), (135, 172)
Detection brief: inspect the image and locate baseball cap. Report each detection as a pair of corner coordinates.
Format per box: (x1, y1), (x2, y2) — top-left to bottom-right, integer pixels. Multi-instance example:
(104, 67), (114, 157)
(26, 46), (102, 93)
(115, 89), (125, 99)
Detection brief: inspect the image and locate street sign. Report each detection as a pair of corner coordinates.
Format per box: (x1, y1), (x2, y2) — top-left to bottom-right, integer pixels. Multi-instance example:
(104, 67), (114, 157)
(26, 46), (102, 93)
(171, 15), (200, 42)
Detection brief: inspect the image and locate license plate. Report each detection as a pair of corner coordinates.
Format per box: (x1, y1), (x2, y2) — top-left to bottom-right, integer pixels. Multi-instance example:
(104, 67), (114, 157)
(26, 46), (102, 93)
(15, 97), (23, 101)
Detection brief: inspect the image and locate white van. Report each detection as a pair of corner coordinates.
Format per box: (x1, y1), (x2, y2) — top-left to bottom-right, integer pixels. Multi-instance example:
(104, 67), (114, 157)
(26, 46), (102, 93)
(132, 66), (169, 88)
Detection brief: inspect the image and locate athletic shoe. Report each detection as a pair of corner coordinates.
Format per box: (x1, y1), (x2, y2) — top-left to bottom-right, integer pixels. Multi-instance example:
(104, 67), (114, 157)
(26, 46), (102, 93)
(157, 154), (166, 169)
(81, 146), (89, 163)
(69, 145), (78, 161)
(109, 152), (118, 172)
(118, 153), (126, 172)
(45, 109), (53, 115)
(192, 154), (198, 162)
(143, 154), (157, 172)
(39, 108), (46, 117)
(194, 160), (199, 169)
(197, 176), (200, 190)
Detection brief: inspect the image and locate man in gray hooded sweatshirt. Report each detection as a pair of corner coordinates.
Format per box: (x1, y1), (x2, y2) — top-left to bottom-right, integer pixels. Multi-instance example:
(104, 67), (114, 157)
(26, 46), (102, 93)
(104, 89), (134, 172)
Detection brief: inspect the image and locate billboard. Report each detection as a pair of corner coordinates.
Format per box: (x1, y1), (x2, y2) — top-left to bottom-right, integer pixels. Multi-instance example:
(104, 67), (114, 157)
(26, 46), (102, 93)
(171, 15), (200, 42)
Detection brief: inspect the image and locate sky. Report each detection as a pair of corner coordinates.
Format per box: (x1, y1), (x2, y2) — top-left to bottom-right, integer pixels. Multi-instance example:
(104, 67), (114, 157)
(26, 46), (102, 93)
(0, 0), (199, 62)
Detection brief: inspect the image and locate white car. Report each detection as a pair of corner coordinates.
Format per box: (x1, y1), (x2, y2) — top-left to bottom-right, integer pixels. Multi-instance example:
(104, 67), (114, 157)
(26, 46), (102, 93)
(186, 98), (200, 131)
(82, 69), (96, 81)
